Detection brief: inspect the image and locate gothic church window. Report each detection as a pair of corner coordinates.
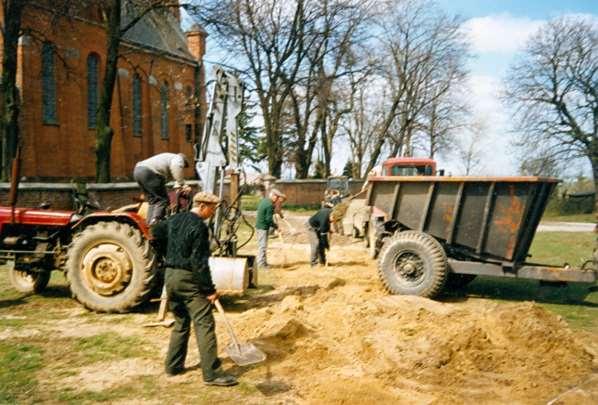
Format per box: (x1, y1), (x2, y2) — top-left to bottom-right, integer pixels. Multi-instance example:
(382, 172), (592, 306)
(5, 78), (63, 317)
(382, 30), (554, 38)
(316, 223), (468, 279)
(133, 73), (142, 136)
(42, 42), (57, 124)
(87, 53), (100, 129)
(160, 81), (169, 139)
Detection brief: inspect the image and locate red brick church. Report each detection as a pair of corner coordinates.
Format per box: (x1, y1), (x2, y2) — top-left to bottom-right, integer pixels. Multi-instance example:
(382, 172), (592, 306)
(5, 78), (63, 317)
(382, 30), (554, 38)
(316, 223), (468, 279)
(5, 1), (206, 180)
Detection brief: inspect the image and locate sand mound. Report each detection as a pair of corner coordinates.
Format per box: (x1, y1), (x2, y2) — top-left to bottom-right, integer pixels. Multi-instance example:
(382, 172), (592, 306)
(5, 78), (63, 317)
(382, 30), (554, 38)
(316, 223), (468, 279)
(227, 266), (595, 404)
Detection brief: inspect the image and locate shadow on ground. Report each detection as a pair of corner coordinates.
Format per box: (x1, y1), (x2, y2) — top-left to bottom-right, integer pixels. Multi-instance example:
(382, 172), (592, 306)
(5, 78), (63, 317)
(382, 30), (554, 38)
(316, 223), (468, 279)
(445, 276), (598, 307)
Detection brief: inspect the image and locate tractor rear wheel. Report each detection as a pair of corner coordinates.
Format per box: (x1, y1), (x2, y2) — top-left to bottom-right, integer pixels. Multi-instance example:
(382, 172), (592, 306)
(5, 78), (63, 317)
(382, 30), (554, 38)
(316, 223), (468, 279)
(65, 221), (155, 313)
(9, 268), (51, 294)
(377, 231), (447, 298)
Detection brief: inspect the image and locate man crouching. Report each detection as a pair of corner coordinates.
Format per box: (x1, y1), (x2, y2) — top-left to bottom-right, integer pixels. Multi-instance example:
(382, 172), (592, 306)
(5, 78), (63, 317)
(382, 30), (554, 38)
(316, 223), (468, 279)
(151, 191), (237, 386)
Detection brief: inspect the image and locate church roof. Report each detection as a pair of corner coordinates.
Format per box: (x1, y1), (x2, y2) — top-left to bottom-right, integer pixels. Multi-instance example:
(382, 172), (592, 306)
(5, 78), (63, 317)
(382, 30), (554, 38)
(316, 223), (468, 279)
(121, 1), (195, 62)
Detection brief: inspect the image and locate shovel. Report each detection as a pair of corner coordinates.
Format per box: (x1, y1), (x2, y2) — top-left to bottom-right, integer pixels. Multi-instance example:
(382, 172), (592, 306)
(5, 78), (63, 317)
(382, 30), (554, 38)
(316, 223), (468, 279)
(143, 286), (175, 328)
(214, 299), (266, 366)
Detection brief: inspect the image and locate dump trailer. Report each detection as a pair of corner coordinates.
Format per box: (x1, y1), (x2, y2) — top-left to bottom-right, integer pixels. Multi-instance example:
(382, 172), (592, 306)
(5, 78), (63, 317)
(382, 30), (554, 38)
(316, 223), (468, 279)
(367, 175), (597, 298)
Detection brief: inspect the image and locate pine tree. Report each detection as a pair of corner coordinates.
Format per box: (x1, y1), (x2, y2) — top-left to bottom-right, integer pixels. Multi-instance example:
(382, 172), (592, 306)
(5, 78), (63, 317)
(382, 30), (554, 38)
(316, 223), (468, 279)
(238, 98), (265, 171)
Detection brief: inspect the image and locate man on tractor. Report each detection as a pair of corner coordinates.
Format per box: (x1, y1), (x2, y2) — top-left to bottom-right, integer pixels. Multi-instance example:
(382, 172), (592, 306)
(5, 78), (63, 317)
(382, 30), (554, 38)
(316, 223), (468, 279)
(133, 152), (193, 225)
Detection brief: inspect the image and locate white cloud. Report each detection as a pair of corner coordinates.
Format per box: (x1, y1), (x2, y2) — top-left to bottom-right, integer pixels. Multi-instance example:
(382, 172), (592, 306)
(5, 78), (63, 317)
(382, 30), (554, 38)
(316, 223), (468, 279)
(438, 74), (518, 176)
(463, 13), (543, 54)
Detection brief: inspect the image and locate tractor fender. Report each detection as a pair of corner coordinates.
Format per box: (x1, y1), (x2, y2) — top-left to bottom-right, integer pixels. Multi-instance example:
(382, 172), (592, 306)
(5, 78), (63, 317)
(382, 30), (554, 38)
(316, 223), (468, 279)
(71, 211), (150, 239)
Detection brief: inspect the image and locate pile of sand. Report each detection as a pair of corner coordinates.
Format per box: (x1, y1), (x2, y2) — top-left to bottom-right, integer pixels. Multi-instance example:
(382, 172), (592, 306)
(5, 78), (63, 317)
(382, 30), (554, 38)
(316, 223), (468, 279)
(219, 245), (596, 404)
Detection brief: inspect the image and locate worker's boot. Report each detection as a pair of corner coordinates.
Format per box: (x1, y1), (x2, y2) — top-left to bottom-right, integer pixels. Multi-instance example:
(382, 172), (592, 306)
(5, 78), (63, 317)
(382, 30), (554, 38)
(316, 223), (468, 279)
(204, 373), (238, 386)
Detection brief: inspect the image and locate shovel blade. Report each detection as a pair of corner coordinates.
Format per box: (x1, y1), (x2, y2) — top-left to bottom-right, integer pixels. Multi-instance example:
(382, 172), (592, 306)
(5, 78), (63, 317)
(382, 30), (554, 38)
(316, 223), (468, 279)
(225, 342), (266, 366)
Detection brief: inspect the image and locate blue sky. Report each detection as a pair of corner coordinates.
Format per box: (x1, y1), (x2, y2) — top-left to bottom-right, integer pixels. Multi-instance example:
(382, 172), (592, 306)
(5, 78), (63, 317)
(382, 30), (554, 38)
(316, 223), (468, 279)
(428, 0), (598, 177)
(188, 2), (597, 178)
(437, 0), (598, 20)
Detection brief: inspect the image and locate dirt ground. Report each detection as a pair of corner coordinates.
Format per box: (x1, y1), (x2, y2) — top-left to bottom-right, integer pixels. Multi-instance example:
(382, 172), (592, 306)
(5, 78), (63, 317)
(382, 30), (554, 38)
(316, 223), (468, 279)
(219, 240), (598, 404)
(2, 216), (598, 404)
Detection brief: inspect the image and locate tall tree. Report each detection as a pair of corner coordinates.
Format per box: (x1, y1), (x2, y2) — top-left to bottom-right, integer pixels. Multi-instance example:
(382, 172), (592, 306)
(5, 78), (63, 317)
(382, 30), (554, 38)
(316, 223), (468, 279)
(310, 0), (371, 177)
(0, 0), (28, 180)
(193, 0), (315, 177)
(339, 73), (386, 178)
(0, 0), (80, 180)
(504, 17), (598, 205)
(95, 0), (195, 182)
(454, 120), (484, 175)
(362, 0), (469, 174)
(194, 0), (372, 178)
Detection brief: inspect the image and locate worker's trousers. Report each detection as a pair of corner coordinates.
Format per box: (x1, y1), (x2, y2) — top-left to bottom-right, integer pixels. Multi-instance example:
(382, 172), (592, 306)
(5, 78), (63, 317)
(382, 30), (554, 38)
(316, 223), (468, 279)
(133, 165), (168, 225)
(164, 268), (219, 381)
(256, 229), (269, 268)
(306, 223), (326, 266)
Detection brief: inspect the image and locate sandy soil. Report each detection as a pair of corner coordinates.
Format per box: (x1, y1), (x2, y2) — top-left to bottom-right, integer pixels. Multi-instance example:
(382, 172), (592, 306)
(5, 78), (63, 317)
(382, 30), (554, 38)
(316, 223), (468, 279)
(214, 243), (597, 404)
(10, 213), (595, 404)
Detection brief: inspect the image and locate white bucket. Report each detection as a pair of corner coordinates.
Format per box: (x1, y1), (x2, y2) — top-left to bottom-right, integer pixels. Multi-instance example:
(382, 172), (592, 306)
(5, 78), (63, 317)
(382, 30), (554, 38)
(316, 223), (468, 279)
(209, 257), (249, 292)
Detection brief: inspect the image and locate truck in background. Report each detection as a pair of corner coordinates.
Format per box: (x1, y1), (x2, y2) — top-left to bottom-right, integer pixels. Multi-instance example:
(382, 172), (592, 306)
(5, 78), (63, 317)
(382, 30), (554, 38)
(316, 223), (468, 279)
(340, 157), (438, 242)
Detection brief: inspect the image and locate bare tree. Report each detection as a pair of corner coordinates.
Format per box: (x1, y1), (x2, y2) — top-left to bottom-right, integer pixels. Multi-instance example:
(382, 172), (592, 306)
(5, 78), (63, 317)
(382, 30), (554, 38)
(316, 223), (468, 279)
(194, 0), (372, 178)
(519, 154), (561, 177)
(455, 120), (484, 175)
(193, 0), (316, 177)
(94, 0), (191, 182)
(310, 0), (372, 177)
(339, 74), (381, 178)
(504, 17), (598, 204)
(362, 0), (470, 174)
(0, 0), (77, 180)
(417, 80), (469, 159)
(0, 0), (28, 180)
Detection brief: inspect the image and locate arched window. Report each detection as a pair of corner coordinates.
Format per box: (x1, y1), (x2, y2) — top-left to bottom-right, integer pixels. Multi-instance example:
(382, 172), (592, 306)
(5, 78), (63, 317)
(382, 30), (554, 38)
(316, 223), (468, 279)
(87, 53), (100, 129)
(184, 85), (193, 107)
(160, 81), (169, 139)
(42, 42), (57, 124)
(132, 73), (142, 136)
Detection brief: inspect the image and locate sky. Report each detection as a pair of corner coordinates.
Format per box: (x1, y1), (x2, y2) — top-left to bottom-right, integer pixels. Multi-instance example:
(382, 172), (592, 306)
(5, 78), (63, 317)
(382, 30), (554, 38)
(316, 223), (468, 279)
(186, 1), (598, 179)
(431, 0), (598, 177)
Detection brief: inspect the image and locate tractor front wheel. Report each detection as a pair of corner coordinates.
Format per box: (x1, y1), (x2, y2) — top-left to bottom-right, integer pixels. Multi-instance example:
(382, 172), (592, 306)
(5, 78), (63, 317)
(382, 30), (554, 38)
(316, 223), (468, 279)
(9, 268), (51, 294)
(65, 221), (155, 313)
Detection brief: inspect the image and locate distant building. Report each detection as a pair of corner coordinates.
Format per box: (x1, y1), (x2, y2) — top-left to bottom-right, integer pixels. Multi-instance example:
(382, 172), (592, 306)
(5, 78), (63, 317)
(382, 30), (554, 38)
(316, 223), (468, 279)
(7, 1), (207, 180)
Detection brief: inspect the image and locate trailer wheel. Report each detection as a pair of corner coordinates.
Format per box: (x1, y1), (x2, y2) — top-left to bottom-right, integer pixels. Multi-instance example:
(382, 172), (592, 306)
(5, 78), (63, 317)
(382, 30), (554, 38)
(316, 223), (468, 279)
(9, 268), (51, 294)
(66, 221), (155, 313)
(377, 231), (447, 298)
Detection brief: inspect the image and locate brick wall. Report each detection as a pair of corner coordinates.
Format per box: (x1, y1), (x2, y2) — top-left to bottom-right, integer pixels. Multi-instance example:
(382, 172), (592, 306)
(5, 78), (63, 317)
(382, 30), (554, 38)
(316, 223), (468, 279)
(15, 5), (205, 181)
(274, 180), (366, 206)
(0, 180), (366, 211)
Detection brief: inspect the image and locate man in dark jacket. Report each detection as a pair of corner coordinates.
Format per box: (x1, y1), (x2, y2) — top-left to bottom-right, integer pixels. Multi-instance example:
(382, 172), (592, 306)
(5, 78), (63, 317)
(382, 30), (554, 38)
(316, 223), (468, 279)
(306, 203), (336, 267)
(151, 191), (237, 387)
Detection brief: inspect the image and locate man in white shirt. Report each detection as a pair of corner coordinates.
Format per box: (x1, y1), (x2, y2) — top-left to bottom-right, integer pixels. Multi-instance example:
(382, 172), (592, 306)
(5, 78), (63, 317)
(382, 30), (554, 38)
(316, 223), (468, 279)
(134, 152), (191, 225)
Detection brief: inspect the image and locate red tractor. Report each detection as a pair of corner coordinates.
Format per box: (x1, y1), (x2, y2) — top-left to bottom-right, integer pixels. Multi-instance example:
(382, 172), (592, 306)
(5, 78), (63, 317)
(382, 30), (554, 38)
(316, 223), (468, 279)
(0, 204), (155, 313)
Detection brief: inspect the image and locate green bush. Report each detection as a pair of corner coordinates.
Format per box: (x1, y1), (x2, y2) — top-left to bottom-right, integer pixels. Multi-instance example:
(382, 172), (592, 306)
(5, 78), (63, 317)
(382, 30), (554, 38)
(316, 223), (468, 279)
(545, 191), (595, 216)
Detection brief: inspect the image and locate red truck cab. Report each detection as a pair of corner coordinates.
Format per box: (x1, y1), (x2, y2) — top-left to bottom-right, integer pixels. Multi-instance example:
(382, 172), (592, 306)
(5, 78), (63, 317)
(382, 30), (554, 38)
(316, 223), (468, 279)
(382, 157), (437, 176)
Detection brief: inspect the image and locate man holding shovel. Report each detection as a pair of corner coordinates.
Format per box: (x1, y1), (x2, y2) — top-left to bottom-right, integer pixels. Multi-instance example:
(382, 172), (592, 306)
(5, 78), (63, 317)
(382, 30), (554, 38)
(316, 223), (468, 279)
(151, 191), (237, 387)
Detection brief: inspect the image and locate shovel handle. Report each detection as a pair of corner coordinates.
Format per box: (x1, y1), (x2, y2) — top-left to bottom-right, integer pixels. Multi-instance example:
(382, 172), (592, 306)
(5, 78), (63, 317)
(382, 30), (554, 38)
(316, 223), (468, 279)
(214, 299), (241, 349)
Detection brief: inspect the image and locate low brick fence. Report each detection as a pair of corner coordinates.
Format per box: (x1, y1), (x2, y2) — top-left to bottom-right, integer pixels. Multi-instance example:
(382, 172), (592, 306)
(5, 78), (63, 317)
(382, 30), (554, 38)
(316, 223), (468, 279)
(274, 179), (365, 206)
(0, 179), (366, 210)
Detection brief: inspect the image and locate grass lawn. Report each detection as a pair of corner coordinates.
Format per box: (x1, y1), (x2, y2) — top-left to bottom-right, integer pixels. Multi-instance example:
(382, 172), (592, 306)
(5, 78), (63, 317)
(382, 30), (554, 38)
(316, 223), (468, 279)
(541, 212), (596, 223)
(462, 232), (598, 331)
(240, 194), (319, 213)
